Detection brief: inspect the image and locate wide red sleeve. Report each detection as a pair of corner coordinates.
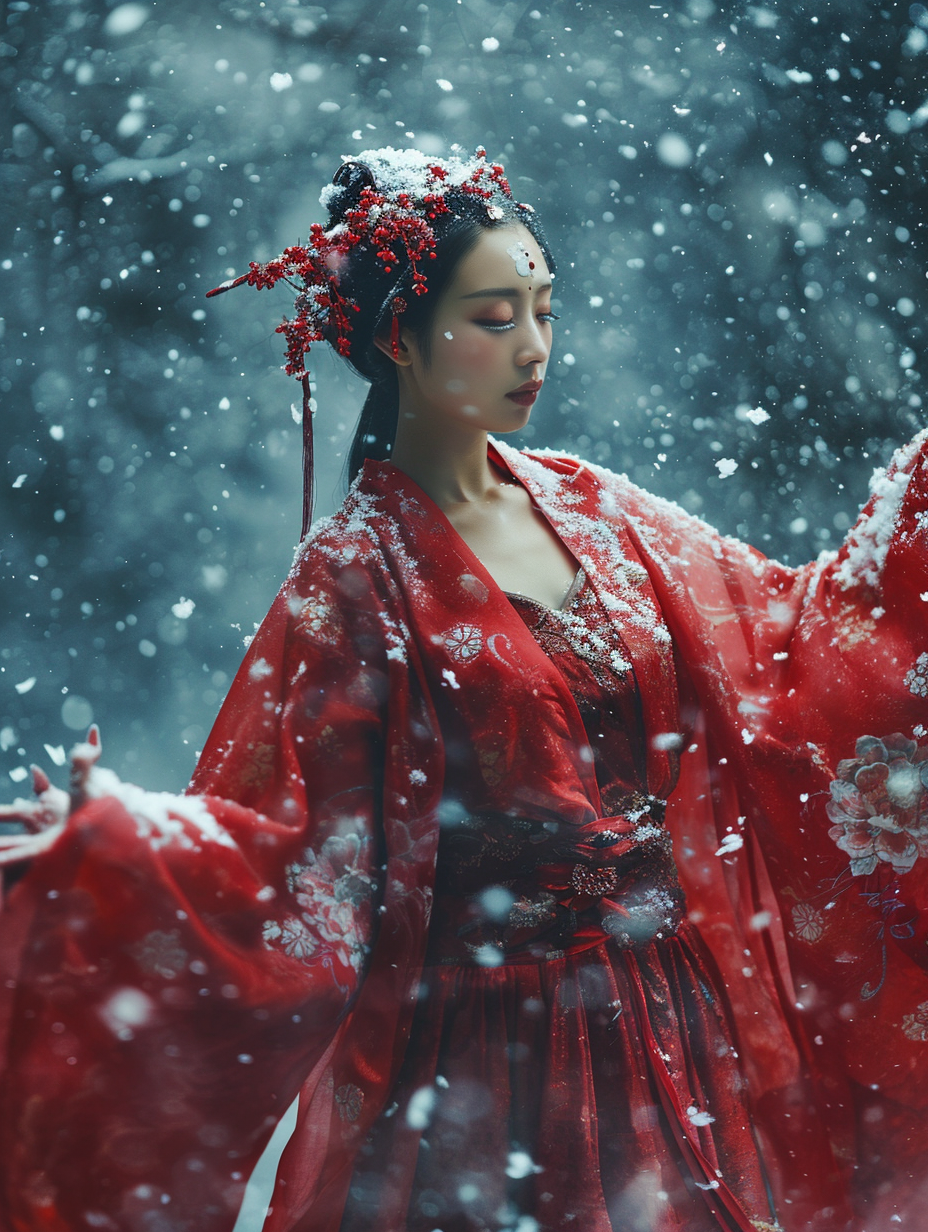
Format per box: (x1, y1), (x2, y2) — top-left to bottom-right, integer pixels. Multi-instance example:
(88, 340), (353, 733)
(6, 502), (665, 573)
(0, 554), (393, 1232)
(605, 429), (928, 1221)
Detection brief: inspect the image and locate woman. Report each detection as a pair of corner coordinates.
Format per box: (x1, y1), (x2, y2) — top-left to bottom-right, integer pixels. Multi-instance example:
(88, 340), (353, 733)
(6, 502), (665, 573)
(1, 147), (927, 1232)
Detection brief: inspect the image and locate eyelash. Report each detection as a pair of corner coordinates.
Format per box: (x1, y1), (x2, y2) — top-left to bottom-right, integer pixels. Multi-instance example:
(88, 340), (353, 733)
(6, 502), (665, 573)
(476, 312), (561, 332)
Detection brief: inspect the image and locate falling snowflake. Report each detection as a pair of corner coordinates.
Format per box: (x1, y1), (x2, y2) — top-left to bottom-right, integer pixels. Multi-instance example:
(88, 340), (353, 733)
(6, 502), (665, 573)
(715, 833), (744, 856)
(248, 657), (273, 681)
(686, 1104), (716, 1126)
(506, 1149), (543, 1178)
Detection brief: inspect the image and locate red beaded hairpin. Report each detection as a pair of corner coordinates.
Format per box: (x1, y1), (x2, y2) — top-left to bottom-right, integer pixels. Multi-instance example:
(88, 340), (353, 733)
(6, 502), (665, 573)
(206, 147), (516, 535)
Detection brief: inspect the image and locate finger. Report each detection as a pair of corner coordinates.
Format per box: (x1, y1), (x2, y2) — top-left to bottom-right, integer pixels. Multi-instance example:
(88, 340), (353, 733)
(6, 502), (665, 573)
(0, 799), (41, 823)
(0, 823), (66, 864)
(69, 726), (103, 805)
(31, 765), (51, 795)
(0, 805), (49, 833)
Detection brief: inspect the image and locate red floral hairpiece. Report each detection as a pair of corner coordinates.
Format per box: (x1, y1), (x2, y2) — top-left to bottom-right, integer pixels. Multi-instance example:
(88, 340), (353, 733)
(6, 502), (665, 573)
(206, 147), (518, 534)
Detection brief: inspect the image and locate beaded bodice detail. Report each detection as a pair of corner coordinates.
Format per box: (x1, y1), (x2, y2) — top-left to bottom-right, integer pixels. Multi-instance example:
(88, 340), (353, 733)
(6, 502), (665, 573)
(425, 570), (685, 966)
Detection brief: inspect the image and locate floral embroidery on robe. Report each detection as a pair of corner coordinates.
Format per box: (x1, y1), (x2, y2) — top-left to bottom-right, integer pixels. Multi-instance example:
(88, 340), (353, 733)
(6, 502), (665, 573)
(0, 430), (926, 1231)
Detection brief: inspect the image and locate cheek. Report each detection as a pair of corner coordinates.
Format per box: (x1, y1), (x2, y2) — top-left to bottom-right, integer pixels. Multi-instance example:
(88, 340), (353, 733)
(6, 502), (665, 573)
(435, 331), (498, 376)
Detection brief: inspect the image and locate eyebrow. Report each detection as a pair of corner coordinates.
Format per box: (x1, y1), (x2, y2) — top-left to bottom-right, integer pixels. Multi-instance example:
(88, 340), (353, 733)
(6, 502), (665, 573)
(460, 283), (554, 299)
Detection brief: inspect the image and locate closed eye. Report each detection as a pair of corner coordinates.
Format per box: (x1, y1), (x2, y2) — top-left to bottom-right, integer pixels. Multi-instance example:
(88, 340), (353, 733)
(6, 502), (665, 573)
(476, 312), (560, 333)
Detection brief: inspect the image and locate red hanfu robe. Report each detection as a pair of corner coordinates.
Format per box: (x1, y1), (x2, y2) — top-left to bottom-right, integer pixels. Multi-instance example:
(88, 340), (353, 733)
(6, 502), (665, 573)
(0, 432), (926, 1232)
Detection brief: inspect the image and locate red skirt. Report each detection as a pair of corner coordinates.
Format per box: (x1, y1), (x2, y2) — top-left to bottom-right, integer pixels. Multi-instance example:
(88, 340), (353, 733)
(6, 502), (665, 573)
(339, 927), (776, 1232)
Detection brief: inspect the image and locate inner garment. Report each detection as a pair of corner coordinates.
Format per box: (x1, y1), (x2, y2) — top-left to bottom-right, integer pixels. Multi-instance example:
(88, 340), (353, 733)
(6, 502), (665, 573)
(339, 570), (776, 1232)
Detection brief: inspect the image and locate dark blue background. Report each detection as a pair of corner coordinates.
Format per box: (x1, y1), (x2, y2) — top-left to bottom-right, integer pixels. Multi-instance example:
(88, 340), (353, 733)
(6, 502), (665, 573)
(2, 0), (925, 789)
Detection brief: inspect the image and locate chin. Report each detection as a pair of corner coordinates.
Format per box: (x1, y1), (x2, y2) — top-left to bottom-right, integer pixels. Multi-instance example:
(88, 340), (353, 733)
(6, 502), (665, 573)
(507, 409), (533, 432)
(451, 404), (532, 435)
(491, 405), (533, 433)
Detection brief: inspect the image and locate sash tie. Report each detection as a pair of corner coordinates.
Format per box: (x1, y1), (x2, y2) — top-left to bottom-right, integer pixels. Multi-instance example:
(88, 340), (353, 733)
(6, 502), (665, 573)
(535, 799), (685, 944)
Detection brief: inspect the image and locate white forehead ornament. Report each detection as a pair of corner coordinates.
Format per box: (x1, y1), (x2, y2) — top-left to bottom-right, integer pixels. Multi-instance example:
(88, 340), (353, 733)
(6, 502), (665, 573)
(506, 241), (534, 278)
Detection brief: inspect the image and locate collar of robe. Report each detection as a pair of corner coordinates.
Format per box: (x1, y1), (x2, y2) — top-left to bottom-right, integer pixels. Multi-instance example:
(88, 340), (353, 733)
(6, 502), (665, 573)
(357, 437), (681, 804)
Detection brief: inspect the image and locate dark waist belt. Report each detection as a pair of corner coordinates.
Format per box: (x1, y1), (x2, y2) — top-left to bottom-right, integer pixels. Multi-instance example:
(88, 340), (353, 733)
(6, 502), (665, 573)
(424, 798), (684, 966)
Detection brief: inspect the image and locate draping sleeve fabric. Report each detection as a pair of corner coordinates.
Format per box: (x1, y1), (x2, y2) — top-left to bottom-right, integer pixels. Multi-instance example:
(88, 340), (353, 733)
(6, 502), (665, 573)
(1, 428), (926, 1231)
(0, 541), (439, 1232)
(592, 428), (928, 1218)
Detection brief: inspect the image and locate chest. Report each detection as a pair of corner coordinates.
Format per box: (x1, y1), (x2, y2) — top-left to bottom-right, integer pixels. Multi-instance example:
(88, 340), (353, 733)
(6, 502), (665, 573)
(444, 487), (579, 610)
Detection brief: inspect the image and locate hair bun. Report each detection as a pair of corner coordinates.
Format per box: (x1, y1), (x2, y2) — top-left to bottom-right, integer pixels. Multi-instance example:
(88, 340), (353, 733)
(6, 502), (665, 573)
(325, 160), (376, 221)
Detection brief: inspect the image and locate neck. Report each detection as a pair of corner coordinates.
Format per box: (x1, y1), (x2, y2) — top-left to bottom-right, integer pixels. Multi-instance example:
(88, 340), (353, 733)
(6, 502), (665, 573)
(389, 403), (503, 509)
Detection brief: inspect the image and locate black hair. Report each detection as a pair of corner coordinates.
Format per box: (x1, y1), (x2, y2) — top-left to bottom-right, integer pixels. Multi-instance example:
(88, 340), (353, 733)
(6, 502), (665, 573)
(320, 160), (556, 484)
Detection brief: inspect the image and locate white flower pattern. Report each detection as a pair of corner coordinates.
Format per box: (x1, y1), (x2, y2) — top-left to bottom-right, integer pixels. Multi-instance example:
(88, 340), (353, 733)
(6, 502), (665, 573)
(294, 590), (340, 646)
(335, 1082), (364, 1122)
(901, 1001), (928, 1042)
(263, 833), (377, 972)
(826, 733), (928, 876)
(130, 928), (189, 978)
(905, 653), (928, 699)
(262, 916), (318, 961)
(791, 902), (825, 943)
(442, 624), (484, 664)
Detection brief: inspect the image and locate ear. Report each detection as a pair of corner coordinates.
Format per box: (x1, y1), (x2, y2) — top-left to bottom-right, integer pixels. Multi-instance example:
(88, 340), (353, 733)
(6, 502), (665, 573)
(373, 327), (415, 367)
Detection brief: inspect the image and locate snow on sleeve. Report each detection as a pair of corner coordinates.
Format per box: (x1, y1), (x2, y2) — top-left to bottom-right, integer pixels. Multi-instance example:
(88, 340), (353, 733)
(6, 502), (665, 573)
(834, 429), (927, 592)
(82, 756), (237, 851)
(248, 657), (274, 681)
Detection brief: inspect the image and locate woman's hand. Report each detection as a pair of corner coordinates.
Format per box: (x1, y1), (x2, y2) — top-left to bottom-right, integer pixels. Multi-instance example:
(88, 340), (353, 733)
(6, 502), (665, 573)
(0, 725), (102, 899)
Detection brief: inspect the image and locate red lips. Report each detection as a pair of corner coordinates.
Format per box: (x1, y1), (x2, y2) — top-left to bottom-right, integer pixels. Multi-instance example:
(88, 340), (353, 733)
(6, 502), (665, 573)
(506, 379), (543, 406)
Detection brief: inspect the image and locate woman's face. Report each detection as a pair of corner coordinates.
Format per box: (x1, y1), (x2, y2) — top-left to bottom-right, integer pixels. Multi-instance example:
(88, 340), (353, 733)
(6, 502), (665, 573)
(395, 223), (556, 434)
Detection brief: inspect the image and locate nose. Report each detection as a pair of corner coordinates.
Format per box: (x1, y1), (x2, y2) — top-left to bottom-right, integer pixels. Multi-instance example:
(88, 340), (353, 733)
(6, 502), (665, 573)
(516, 317), (550, 371)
